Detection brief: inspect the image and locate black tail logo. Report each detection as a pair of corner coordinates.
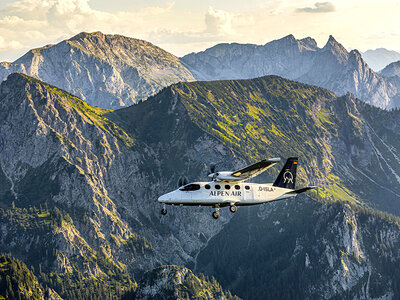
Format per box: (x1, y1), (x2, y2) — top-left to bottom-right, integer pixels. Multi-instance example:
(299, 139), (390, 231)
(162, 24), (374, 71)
(273, 157), (298, 189)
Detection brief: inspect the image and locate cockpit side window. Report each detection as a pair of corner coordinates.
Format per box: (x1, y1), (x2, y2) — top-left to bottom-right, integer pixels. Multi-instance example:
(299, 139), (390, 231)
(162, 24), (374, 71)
(179, 184), (201, 191)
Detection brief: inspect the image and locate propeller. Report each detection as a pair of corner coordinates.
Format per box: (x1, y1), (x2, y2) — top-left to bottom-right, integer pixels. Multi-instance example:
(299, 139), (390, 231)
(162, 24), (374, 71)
(177, 176), (189, 187)
(208, 163), (216, 175)
(207, 163), (218, 181)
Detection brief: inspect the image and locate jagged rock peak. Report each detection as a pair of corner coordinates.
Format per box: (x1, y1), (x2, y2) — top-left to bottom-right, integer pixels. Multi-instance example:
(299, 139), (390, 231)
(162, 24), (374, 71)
(323, 35), (348, 53)
(270, 34), (298, 46)
(281, 34), (296, 41)
(299, 37), (318, 50)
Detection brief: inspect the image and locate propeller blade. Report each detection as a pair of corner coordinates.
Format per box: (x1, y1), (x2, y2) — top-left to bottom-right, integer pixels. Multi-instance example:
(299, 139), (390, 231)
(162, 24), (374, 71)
(178, 176), (189, 187)
(209, 164), (216, 174)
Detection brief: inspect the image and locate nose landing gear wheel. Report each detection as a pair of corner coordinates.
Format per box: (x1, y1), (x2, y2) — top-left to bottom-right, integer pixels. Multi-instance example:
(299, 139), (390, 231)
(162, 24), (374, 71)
(161, 208), (167, 215)
(212, 211), (220, 219)
(229, 205), (237, 213)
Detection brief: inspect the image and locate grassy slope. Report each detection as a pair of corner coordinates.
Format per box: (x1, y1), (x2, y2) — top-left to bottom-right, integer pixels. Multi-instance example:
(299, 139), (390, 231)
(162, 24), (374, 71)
(114, 75), (400, 214)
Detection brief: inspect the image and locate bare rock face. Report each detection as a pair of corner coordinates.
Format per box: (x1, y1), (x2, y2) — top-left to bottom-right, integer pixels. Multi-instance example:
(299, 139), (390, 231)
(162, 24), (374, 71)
(134, 265), (238, 299)
(0, 32), (194, 109)
(181, 35), (399, 109)
(0, 73), (230, 285)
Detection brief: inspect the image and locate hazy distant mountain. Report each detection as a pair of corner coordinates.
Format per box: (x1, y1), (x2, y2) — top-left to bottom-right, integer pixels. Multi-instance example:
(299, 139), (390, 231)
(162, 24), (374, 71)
(381, 60), (400, 78)
(0, 32), (194, 109)
(181, 35), (399, 109)
(379, 61), (400, 108)
(362, 48), (400, 71)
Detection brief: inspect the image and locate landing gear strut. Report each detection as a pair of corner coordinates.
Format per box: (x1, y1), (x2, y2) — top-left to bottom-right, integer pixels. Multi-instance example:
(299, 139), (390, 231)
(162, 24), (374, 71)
(161, 205), (167, 216)
(229, 205), (237, 213)
(212, 206), (220, 219)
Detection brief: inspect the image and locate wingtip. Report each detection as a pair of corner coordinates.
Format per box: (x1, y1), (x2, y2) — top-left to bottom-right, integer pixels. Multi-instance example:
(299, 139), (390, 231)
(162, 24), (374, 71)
(268, 157), (281, 162)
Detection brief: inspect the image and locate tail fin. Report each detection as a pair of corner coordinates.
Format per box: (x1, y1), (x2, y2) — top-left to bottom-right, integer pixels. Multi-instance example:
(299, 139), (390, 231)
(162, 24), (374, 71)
(273, 157), (298, 189)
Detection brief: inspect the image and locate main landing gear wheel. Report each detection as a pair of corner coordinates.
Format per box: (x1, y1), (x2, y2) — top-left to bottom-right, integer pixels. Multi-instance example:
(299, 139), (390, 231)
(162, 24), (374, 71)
(229, 205), (237, 213)
(161, 208), (167, 215)
(212, 211), (220, 219)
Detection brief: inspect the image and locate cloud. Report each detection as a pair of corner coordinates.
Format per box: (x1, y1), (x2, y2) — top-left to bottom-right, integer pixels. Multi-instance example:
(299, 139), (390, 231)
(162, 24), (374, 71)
(205, 7), (234, 35)
(296, 2), (336, 13)
(148, 6), (236, 46)
(0, 35), (23, 51)
(0, 0), (178, 61)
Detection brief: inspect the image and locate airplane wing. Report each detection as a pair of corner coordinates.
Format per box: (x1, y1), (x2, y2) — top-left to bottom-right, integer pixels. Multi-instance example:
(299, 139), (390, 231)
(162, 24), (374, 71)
(231, 158), (280, 181)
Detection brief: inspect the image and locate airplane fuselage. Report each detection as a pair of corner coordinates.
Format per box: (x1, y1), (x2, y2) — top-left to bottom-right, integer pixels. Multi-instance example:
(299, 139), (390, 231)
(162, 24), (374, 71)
(158, 181), (296, 207)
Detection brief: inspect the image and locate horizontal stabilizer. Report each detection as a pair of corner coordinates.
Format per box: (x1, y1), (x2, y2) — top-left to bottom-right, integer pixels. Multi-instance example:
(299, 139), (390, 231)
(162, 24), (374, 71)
(285, 186), (316, 195)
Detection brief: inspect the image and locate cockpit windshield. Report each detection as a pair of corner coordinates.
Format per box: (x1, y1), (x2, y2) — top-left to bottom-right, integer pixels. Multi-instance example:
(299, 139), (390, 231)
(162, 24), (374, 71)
(179, 184), (201, 191)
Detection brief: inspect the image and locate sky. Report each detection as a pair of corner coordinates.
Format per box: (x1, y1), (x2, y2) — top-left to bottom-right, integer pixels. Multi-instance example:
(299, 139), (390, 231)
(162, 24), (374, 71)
(0, 0), (399, 62)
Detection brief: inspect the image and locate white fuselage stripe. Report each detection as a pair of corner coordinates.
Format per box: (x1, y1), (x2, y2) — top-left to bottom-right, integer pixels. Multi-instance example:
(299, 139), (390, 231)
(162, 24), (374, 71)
(158, 182), (295, 206)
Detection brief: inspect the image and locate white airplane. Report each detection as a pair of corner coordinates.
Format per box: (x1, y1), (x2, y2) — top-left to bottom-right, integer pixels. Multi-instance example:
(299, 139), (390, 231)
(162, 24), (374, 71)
(158, 157), (315, 219)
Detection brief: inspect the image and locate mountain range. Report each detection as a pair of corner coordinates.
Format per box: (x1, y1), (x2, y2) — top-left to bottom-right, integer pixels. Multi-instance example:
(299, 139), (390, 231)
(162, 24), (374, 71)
(2, 32), (400, 111)
(181, 34), (400, 109)
(0, 32), (194, 109)
(3, 72), (400, 298)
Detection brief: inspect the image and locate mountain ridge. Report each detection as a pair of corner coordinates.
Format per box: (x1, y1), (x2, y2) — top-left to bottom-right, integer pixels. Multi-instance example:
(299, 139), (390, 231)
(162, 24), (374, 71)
(3, 72), (400, 298)
(181, 34), (400, 109)
(0, 32), (194, 109)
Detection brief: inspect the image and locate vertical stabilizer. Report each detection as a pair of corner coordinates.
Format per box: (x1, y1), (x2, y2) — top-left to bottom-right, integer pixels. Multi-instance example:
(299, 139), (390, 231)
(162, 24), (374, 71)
(273, 157), (298, 189)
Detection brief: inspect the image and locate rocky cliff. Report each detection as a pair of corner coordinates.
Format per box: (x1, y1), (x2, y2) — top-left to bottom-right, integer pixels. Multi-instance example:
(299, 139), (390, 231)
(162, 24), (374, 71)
(133, 265), (239, 300)
(0, 32), (194, 109)
(0, 73), (233, 299)
(181, 35), (400, 109)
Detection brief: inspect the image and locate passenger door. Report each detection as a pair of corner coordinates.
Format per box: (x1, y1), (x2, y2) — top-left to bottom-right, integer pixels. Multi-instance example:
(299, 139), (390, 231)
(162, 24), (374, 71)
(243, 184), (253, 202)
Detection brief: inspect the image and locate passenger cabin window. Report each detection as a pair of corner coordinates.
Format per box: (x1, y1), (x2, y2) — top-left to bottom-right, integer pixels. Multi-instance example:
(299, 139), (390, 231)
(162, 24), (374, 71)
(215, 184), (221, 190)
(225, 185), (230, 190)
(245, 185), (250, 190)
(179, 184), (201, 191)
(235, 185), (240, 190)
(205, 184), (211, 190)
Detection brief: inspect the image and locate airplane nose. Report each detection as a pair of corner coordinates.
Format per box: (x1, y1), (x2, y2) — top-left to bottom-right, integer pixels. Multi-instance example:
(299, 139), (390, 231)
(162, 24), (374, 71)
(158, 193), (169, 203)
